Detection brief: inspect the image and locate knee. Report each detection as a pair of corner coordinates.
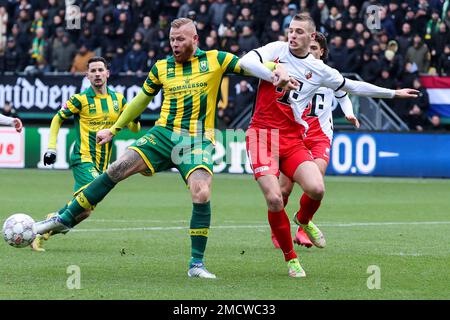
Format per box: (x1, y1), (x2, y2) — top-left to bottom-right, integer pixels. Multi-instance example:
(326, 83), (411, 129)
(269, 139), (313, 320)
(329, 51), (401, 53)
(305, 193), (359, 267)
(306, 183), (325, 200)
(266, 192), (284, 212)
(191, 182), (211, 203)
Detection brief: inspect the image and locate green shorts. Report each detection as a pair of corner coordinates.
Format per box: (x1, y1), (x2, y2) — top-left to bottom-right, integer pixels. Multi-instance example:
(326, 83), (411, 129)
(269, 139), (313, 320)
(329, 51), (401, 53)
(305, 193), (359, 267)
(72, 162), (101, 195)
(128, 126), (214, 182)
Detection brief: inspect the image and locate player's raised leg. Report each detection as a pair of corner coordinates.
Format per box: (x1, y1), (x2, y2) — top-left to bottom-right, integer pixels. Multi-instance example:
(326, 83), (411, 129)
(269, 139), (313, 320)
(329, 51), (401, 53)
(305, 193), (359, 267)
(186, 168), (216, 279)
(270, 173), (294, 248)
(33, 150), (147, 235)
(292, 161), (326, 248)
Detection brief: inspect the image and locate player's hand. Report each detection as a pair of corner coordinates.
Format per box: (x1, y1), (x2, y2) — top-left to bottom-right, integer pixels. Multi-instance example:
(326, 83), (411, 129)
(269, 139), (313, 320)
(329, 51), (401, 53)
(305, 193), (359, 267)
(96, 129), (114, 145)
(345, 115), (360, 128)
(43, 149), (57, 166)
(13, 118), (23, 133)
(394, 88), (420, 99)
(272, 65), (290, 87)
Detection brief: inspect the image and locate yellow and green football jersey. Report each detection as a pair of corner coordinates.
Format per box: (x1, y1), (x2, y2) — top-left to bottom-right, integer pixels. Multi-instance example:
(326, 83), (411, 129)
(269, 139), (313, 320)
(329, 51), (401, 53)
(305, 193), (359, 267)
(58, 86), (127, 171)
(142, 48), (244, 142)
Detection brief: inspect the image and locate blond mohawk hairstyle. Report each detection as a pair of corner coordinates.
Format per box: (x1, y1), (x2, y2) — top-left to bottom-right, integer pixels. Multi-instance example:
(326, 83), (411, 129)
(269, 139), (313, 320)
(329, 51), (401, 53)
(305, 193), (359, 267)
(171, 17), (195, 29)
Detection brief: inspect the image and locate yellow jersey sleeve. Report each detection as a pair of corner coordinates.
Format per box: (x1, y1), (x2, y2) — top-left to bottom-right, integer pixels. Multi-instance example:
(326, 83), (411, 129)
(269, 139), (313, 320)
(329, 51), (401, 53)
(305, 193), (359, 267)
(217, 51), (244, 75)
(142, 62), (163, 97)
(58, 94), (82, 120)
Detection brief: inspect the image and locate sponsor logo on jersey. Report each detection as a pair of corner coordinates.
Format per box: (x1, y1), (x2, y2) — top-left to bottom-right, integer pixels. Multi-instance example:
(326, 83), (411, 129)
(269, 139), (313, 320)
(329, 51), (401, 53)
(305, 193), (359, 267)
(136, 137), (147, 146)
(254, 166), (269, 174)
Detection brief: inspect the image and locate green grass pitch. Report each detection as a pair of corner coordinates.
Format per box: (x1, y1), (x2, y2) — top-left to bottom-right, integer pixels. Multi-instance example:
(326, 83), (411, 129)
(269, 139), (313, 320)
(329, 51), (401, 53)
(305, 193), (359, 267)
(0, 169), (449, 300)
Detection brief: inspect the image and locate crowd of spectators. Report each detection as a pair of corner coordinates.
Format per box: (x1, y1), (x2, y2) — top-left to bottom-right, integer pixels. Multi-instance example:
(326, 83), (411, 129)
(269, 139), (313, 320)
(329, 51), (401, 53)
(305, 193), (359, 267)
(0, 0), (449, 130)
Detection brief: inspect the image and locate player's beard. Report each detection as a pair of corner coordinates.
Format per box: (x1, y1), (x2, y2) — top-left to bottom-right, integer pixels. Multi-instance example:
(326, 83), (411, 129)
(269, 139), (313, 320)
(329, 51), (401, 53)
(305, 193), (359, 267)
(174, 43), (195, 63)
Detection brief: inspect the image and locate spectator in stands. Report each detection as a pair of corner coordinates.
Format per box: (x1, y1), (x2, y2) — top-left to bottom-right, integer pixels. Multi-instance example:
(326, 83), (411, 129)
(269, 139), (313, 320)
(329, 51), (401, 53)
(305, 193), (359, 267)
(282, 4), (298, 31)
(430, 23), (449, 69)
(177, 0), (196, 18)
(328, 36), (347, 71)
(261, 20), (282, 44)
(235, 80), (254, 112)
(218, 11), (236, 38)
(405, 77), (430, 131)
(426, 9), (442, 36)
(145, 47), (157, 70)
(51, 33), (76, 72)
(388, 2), (404, 33)
(0, 6), (7, 54)
(29, 27), (48, 67)
(30, 10), (44, 34)
(360, 50), (381, 83)
(42, 0), (62, 25)
(110, 46), (126, 75)
(137, 16), (158, 50)
(204, 35), (219, 51)
(196, 2), (210, 25)
(342, 38), (361, 73)
(209, 0), (228, 30)
(2, 37), (21, 72)
(124, 42), (146, 75)
(235, 6), (254, 34)
(78, 27), (98, 52)
(310, 0), (329, 29)
(16, 9), (32, 35)
(426, 115), (445, 131)
(264, 5), (284, 35)
(396, 22), (413, 56)
(47, 14), (64, 40)
(237, 25), (259, 55)
(324, 6), (342, 34)
(437, 44), (450, 76)
(96, 0), (114, 25)
(444, 8), (450, 30)
(406, 34), (431, 73)
(379, 7), (397, 38)
(115, 12), (132, 49)
(70, 44), (95, 73)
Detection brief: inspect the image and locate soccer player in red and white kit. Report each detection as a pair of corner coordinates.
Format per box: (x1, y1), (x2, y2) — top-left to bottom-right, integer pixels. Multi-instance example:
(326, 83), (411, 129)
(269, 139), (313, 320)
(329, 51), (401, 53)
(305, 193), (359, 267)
(239, 13), (419, 277)
(271, 32), (360, 249)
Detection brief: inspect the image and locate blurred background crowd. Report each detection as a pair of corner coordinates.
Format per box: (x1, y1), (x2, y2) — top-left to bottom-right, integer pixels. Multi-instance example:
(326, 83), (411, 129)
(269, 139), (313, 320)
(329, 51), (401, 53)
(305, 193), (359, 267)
(0, 0), (449, 131)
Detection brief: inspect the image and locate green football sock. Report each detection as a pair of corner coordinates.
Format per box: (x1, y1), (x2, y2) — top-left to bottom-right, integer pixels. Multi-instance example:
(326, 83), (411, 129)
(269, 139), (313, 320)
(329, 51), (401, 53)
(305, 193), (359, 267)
(57, 204), (68, 215)
(59, 173), (116, 227)
(189, 202), (211, 266)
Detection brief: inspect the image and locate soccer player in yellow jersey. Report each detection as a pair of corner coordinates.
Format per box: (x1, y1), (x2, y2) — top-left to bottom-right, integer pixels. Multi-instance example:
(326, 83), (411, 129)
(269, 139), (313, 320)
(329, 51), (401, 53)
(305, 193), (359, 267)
(31, 56), (141, 251)
(33, 18), (295, 277)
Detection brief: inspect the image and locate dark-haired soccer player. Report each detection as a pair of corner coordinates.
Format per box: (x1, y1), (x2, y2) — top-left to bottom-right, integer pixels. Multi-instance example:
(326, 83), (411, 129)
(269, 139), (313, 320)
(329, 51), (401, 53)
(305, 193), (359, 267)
(32, 56), (141, 251)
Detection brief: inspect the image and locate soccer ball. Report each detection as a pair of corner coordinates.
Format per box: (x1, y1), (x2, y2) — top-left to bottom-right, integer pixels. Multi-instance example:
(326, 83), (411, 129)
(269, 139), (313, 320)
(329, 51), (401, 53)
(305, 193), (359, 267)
(2, 213), (36, 248)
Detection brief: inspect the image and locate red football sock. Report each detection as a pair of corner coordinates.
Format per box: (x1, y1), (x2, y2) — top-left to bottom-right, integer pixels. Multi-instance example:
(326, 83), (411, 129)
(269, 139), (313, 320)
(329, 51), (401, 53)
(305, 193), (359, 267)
(296, 193), (321, 224)
(268, 209), (297, 261)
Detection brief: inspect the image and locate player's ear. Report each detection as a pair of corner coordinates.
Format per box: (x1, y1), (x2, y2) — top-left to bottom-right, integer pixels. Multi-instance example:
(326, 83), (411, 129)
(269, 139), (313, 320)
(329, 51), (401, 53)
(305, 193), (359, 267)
(311, 31), (317, 41)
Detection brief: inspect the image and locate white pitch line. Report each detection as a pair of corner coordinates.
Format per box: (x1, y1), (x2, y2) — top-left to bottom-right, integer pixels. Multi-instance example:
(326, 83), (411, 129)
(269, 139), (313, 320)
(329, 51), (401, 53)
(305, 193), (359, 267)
(72, 221), (450, 233)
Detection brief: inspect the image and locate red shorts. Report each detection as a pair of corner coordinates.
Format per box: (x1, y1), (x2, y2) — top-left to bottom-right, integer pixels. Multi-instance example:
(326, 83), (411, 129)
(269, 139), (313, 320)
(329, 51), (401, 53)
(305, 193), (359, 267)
(246, 128), (314, 180)
(304, 138), (331, 164)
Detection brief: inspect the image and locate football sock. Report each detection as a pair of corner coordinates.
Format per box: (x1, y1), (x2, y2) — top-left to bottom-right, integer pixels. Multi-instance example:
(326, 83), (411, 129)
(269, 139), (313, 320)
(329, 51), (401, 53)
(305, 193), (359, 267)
(57, 204), (68, 215)
(268, 209), (297, 261)
(59, 173), (116, 227)
(189, 202), (211, 267)
(296, 193), (321, 224)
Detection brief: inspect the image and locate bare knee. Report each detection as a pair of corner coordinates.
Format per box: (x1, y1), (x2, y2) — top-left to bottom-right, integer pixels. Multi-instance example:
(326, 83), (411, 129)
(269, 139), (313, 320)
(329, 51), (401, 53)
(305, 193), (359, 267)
(265, 192), (284, 212)
(190, 182), (211, 203)
(305, 183), (325, 200)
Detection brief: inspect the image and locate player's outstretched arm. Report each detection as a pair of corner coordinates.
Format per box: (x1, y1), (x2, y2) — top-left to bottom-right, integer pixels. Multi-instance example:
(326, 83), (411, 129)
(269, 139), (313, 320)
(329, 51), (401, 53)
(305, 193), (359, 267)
(239, 52), (298, 91)
(13, 118), (23, 132)
(43, 114), (65, 165)
(335, 92), (360, 128)
(342, 78), (419, 99)
(98, 90), (152, 145)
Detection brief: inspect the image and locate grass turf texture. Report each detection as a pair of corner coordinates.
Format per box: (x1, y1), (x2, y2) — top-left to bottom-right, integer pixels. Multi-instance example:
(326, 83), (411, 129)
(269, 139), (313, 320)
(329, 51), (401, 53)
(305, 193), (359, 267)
(0, 169), (449, 300)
